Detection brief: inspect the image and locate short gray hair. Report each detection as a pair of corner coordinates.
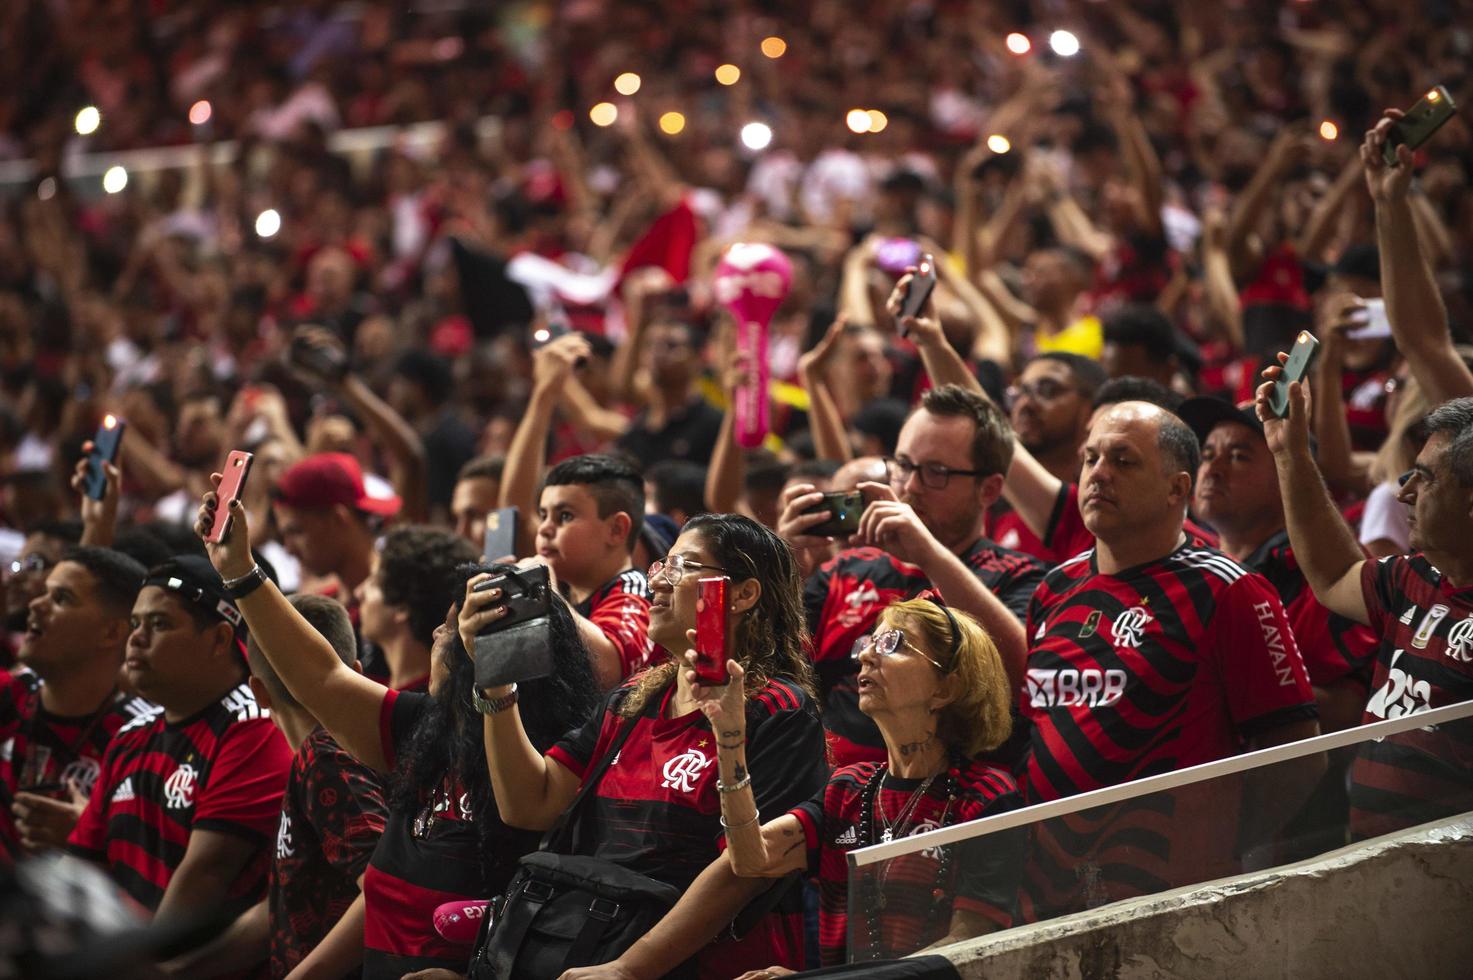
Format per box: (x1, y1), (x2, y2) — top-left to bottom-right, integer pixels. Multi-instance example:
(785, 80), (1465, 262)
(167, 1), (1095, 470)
(1157, 414), (1201, 489)
(1422, 397), (1473, 486)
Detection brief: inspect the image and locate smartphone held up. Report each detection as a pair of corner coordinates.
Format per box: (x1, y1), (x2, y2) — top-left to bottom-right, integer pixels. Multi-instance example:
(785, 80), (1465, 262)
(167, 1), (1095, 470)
(1384, 87), (1457, 166)
(205, 451), (255, 544)
(83, 414), (126, 501)
(895, 254), (937, 337)
(694, 576), (731, 686)
(1269, 332), (1320, 419)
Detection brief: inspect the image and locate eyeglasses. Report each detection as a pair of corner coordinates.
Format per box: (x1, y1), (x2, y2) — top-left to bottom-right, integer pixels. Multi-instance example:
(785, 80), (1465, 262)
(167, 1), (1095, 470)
(1006, 379), (1077, 408)
(851, 627), (950, 673)
(6, 554), (49, 578)
(884, 456), (987, 491)
(648, 555), (729, 587)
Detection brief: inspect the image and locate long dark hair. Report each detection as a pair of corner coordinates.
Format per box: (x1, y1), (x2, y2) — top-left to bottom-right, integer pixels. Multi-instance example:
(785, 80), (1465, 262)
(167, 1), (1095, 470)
(622, 513), (817, 717)
(389, 562), (601, 884)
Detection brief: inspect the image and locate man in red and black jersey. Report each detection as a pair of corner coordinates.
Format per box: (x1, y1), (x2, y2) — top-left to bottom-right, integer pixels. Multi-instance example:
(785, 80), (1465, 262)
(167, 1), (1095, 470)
(1, 547), (153, 861)
(163, 593), (387, 979)
(1264, 386), (1473, 842)
(523, 454), (655, 687)
(69, 555), (292, 930)
(780, 386), (1044, 767)
(355, 527), (477, 692)
(1021, 402), (1319, 918)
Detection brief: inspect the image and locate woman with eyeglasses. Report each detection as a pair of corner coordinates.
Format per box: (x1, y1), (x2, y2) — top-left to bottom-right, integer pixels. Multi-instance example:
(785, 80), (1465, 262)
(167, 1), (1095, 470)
(459, 513), (828, 979)
(687, 597), (1025, 976)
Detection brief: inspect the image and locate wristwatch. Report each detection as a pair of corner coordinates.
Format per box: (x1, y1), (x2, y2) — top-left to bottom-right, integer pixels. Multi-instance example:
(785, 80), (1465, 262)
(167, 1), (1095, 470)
(472, 683), (519, 715)
(224, 565), (269, 600)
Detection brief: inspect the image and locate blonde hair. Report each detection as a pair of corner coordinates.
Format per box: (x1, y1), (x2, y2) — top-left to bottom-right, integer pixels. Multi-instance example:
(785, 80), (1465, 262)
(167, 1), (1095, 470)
(884, 598), (1012, 758)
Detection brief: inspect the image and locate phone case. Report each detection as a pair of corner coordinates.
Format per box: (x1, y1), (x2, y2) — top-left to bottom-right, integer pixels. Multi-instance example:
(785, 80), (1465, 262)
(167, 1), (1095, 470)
(806, 491), (863, 537)
(694, 576), (730, 686)
(1269, 332), (1321, 418)
(206, 451), (255, 543)
(84, 417), (126, 501)
(482, 507), (520, 561)
(472, 564), (556, 688)
(472, 564), (552, 635)
(1385, 87), (1457, 165)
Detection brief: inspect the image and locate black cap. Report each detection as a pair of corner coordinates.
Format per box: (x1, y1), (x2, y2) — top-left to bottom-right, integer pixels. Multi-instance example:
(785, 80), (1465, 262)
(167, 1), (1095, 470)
(1177, 396), (1265, 445)
(143, 555), (243, 632)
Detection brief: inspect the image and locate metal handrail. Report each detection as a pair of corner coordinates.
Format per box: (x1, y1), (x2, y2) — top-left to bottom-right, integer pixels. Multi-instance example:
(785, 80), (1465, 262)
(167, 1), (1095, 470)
(847, 697), (1473, 868)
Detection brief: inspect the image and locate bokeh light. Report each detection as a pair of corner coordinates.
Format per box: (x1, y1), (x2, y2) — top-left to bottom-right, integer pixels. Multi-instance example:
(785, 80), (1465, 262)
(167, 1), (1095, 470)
(740, 122), (773, 151)
(659, 111), (687, 135)
(614, 72), (641, 96)
(589, 102), (619, 127)
(1049, 30), (1080, 57)
(255, 208), (281, 238)
(75, 106), (101, 135)
(987, 134), (1012, 154)
(866, 109), (888, 133)
(760, 36), (787, 59)
(1319, 120), (1339, 140)
(846, 109), (872, 134)
(102, 165), (127, 194)
(715, 64), (741, 85)
(189, 100), (212, 126)
(1006, 33), (1031, 55)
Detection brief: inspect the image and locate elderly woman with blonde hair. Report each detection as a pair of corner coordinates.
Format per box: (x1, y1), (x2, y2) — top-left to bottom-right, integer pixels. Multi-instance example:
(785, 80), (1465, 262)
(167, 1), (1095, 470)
(687, 596), (1026, 975)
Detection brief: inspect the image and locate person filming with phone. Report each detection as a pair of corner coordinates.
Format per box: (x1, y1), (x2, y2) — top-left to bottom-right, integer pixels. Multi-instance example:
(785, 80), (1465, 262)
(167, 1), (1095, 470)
(691, 596), (1026, 974)
(458, 513), (827, 979)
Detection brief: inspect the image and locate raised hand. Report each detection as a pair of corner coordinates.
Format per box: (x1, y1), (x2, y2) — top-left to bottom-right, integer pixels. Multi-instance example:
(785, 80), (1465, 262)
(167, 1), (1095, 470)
(531, 332), (593, 393)
(1361, 110), (1414, 203)
(681, 630), (747, 734)
(853, 480), (943, 566)
(1254, 352), (1314, 459)
(885, 270), (943, 349)
(194, 472), (257, 580)
(796, 315), (847, 381)
(70, 440), (122, 544)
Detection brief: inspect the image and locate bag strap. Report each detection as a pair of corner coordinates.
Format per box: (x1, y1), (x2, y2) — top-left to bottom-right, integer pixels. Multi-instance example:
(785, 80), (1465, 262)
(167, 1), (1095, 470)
(540, 691), (652, 853)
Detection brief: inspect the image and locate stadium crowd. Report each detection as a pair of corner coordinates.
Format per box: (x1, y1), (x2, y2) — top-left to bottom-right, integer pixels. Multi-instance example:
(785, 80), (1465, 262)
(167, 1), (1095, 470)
(2, 0), (1473, 978)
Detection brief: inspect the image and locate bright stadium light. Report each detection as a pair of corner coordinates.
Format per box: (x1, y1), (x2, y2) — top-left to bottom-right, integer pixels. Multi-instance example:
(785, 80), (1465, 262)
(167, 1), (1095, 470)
(102, 165), (127, 194)
(1049, 30), (1080, 57)
(255, 208), (281, 238)
(75, 106), (101, 135)
(740, 122), (773, 151)
(1006, 33), (1031, 55)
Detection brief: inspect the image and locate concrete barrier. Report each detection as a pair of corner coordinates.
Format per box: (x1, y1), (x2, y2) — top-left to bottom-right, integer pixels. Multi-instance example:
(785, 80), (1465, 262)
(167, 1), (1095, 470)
(941, 815), (1473, 980)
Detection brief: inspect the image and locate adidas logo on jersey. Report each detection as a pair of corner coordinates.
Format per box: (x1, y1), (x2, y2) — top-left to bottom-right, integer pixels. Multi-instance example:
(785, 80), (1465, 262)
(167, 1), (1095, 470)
(112, 777), (136, 803)
(835, 825), (858, 846)
(1027, 668), (1127, 708)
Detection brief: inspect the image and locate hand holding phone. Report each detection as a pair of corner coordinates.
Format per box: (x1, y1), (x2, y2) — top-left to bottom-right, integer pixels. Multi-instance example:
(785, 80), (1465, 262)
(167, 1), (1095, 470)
(894, 255), (937, 337)
(82, 415), (126, 501)
(1345, 298), (1392, 341)
(289, 329), (349, 382)
(1384, 87), (1457, 167)
(804, 491), (863, 538)
(1268, 332), (1320, 419)
(205, 451), (254, 544)
(694, 577), (731, 686)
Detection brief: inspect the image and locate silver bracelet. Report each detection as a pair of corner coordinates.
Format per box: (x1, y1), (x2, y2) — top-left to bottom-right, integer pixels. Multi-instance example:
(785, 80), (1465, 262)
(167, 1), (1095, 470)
(716, 773), (752, 794)
(471, 683), (519, 715)
(719, 812), (760, 830)
(221, 564), (262, 590)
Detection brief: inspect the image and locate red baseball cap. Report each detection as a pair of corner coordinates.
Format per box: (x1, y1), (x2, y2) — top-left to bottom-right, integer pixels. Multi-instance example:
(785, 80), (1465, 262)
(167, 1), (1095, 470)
(273, 452), (402, 517)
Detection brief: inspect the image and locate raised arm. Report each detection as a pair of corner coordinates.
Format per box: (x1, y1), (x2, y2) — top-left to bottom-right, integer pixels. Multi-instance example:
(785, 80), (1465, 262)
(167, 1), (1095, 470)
(1295, 156), (1364, 262)
(795, 316), (855, 463)
(456, 575), (583, 831)
(1199, 208), (1245, 351)
(887, 275), (982, 396)
(1225, 129), (1314, 281)
(1257, 364), (1369, 624)
(69, 445), (121, 548)
(499, 334), (592, 558)
(195, 487), (392, 771)
(1362, 112), (1473, 403)
(705, 326), (749, 514)
(1097, 63), (1164, 237)
(1310, 299), (1375, 496)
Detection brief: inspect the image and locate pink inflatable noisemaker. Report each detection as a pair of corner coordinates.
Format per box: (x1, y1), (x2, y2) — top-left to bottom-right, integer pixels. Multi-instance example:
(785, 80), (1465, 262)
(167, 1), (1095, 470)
(712, 243), (793, 448)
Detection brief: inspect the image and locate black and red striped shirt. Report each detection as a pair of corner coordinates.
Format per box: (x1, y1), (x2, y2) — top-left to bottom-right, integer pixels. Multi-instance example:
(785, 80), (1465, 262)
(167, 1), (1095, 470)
(362, 688), (541, 979)
(1019, 541), (1316, 917)
(1044, 483), (1220, 565)
(269, 725), (388, 978)
(1244, 531), (1379, 689)
(574, 570), (656, 679)
(804, 541), (1045, 767)
(1353, 555), (1473, 840)
(547, 675), (827, 979)
(792, 758), (1025, 966)
(68, 682), (292, 912)
(0, 669), (159, 863)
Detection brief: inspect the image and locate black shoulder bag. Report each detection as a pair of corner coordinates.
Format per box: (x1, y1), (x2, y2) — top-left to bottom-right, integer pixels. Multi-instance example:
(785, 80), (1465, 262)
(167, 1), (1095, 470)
(467, 698), (687, 980)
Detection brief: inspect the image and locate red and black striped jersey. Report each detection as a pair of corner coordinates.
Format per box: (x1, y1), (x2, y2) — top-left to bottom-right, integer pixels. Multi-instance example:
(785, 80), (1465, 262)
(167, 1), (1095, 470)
(791, 758), (1025, 967)
(363, 688), (541, 978)
(574, 570), (656, 679)
(68, 682), (292, 912)
(1043, 483), (1220, 564)
(1244, 530), (1379, 688)
(269, 725), (388, 979)
(547, 676), (826, 978)
(0, 669), (159, 863)
(804, 541), (1045, 768)
(1018, 541), (1316, 918)
(1352, 555), (1473, 840)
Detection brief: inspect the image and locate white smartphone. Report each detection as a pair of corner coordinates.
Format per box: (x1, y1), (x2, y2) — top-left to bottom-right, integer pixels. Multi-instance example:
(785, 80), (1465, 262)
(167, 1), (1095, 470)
(1346, 298), (1392, 341)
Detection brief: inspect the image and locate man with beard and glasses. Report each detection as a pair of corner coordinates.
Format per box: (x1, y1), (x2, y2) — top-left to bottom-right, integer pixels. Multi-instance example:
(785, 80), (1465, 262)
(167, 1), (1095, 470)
(777, 384), (1045, 767)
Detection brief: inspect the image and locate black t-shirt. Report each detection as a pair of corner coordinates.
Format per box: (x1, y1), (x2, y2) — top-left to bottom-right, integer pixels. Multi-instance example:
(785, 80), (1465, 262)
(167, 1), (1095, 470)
(616, 397), (724, 468)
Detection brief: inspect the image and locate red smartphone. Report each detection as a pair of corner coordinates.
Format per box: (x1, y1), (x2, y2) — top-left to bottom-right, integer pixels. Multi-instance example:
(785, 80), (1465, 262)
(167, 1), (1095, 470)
(206, 450), (255, 543)
(694, 576), (730, 686)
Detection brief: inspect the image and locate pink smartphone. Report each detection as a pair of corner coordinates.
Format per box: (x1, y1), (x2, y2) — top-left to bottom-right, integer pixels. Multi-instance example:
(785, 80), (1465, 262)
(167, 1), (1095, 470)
(206, 450), (254, 543)
(694, 576), (730, 686)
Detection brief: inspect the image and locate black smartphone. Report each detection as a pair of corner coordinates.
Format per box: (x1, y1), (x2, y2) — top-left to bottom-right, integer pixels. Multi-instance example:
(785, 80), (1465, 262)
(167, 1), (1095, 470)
(289, 332), (348, 380)
(481, 507), (520, 562)
(1269, 331), (1320, 418)
(531, 318), (586, 367)
(471, 564), (551, 636)
(83, 415), (126, 501)
(805, 491), (863, 538)
(895, 254), (937, 336)
(1384, 87), (1457, 166)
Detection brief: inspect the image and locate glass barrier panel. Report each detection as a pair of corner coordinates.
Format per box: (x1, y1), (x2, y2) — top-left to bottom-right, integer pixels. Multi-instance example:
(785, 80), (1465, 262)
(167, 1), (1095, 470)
(847, 712), (1473, 962)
